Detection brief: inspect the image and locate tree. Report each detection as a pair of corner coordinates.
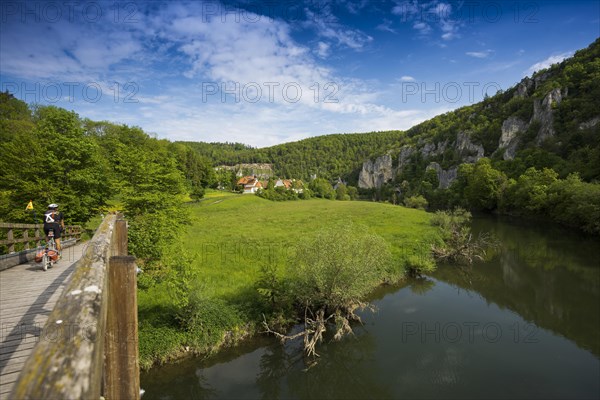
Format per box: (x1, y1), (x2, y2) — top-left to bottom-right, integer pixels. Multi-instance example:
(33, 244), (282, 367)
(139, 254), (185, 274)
(510, 167), (558, 213)
(0, 102), (110, 223)
(335, 183), (349, 200)
(309, 178), (335, 199)
(264, 225), (391, 358)
(462, 158), (507, 211)
(347, 185), (358, 200)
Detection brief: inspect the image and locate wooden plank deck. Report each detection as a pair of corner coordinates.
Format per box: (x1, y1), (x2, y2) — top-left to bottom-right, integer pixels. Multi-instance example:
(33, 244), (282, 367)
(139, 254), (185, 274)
(0, 243), (86, 400)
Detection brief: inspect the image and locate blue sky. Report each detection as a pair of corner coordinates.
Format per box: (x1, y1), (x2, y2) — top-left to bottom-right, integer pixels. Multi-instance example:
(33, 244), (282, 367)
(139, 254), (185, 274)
(1, 0), (598, 147)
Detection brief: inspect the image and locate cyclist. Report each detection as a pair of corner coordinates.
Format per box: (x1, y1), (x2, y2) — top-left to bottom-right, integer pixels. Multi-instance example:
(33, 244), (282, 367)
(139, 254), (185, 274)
(43, 203), (65, 256)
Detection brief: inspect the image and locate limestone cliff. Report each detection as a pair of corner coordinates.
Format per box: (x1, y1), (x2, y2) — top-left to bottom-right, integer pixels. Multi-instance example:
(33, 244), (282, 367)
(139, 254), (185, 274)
(499, 117), (528, 160)
(358, 154), (393, 189)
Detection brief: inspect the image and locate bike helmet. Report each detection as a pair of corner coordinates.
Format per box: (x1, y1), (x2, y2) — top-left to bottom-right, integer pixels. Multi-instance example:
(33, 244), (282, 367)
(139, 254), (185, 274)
(48, 203), (59, 209)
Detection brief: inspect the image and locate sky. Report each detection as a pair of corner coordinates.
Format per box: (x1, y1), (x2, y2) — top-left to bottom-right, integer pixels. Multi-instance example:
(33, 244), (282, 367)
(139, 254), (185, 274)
(1, 0), (598, 147)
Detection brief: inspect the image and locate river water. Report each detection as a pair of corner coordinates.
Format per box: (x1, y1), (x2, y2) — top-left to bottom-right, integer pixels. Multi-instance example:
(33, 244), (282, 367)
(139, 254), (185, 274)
(140, 215), (600, 399)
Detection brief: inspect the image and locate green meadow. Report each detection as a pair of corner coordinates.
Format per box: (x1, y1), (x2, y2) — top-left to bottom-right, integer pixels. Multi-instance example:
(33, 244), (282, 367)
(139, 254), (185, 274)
(138, 193), (439, 368)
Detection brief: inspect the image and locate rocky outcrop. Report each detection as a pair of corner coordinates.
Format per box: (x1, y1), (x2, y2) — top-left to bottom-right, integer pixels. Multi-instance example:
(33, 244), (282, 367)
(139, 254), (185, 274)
(398, 145), (415, 171)
(358, 154), (393, 189)
(420, 140), (448, 158)
(426, 162), (458, 189)
(533, 71), (551, 89)
(456, 132), (484, 162)
(218, 163), (274, 179)
(499, 117), (528, 160)
(514, 77), (533, 98)
(531, 88), (565, 144)
(579, 116), (600, 130)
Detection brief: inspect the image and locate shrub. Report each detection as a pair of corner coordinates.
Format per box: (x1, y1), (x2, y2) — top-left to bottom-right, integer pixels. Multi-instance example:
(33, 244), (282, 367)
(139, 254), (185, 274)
(404, 254), (436, 277)
(264, 224), (391, 358)
(430, 209), (495, 264)
(404, 195), (428, 210)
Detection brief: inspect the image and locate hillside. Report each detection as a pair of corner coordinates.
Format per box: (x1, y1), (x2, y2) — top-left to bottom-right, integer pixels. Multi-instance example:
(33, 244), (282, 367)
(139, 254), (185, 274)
(183, 38), (600, 186)
(182, 130), (406, 182)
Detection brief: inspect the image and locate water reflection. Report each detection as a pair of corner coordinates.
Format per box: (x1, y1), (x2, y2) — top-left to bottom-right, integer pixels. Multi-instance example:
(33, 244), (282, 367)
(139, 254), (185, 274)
(433, 215), (600, 356)
(141, 216), (600, 399)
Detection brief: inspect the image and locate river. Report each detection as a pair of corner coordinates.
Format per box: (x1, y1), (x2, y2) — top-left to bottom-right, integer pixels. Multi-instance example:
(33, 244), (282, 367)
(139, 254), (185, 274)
(140, 215), (600, 399)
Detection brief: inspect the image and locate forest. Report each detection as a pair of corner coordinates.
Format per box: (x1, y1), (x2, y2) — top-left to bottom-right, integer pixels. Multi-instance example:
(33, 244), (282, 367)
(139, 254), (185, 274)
(0, 91), (214, 259)
(2, 39), (599, 256)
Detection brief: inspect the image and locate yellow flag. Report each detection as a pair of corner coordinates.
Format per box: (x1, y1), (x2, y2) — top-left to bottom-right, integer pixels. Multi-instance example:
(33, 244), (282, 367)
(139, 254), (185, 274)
(26, 200), (33, 210)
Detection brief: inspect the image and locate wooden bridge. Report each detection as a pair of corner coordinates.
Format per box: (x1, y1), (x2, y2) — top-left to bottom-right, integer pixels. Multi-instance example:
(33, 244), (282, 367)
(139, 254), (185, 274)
(0, 215), (139, 400)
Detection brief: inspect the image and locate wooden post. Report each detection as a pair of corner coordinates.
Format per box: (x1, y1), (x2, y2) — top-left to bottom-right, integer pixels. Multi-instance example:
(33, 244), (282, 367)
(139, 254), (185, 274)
(112, 218), (128, 257)
(104, 255), (139, 400)
(7, 227), (14, 253)
(23, 229), (29, 250)
(35, 227), (41, 247)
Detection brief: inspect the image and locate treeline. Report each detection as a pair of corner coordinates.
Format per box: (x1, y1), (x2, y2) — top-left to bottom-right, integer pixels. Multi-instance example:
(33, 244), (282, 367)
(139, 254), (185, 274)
(383, 158), (600, 235)
(256, 178), (358, 201)
(181, 130), (406, 183)
(0, 92), (215, 261)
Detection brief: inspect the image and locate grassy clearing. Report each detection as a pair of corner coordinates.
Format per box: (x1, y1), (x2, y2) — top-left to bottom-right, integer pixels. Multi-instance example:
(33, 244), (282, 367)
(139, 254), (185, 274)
(138, 195), (439, 368)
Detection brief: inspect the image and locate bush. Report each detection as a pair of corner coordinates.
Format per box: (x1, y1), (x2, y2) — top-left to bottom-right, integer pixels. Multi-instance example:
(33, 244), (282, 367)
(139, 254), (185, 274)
(289, 224), (391, 310)
(264, 224), (392, 358)
(547, 173), (600, 234)
(430, 208), (495, 264)
(404, 195), (428, 210)
(404, 254), (436, 277)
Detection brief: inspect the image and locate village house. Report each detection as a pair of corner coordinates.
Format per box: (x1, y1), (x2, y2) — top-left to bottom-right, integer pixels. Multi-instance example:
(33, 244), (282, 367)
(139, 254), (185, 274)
(275, 178), (304, 193)
(274, 178), (292, 189)
(237, 176), (263, 194)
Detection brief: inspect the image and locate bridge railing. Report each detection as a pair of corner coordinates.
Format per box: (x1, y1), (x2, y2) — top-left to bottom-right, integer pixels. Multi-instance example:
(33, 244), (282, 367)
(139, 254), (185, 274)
(10, 213), (140, 400)
(0, 222), (82, 253)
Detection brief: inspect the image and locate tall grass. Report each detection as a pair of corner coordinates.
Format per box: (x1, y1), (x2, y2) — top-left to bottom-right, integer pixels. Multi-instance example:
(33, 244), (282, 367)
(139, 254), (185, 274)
(138, 194), (438, 368)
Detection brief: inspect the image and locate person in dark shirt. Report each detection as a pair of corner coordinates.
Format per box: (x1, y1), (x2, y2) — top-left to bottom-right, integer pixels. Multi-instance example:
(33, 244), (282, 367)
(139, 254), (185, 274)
(43, 203), (65, 254)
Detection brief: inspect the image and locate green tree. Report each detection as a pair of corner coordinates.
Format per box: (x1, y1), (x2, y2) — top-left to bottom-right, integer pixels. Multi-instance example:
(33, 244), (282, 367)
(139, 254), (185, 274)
(461, 158), (507, 211)
(309, 178), (335, 199)
(509, 167), (559, 213)
(265, 225), (391, 357)
(347, 185), (358, 200)
(335, 183), (349, 200)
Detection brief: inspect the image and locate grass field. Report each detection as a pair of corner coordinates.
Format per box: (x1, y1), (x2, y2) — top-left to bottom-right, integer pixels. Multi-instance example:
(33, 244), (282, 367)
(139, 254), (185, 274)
(138, 194), (439, 368)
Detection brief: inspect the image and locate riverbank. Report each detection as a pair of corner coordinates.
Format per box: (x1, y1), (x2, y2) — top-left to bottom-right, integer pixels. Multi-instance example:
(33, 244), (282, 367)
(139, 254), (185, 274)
(137, 195), (440, 369)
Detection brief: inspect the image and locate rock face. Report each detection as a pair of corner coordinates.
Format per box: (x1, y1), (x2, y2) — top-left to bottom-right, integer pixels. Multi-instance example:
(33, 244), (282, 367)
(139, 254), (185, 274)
(456, 132), (484, 162)
(532, 88), (564, 144)
(398, 146), (415, 171)
(533, 71), (551, 89)
(358, 154), (393, 189)
(218, 163), (274, 179)
(426, 162), (458, 189)
(420, 140), (448, 158)
(579, 116), (600, 130)
(514, 77), (533, 98)
(499, 117), (528, 160)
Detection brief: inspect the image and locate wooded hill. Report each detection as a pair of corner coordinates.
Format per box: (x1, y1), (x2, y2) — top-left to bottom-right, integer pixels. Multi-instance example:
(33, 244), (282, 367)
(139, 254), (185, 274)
(1, 39), (598, 237)
(183, 38), (600, 185)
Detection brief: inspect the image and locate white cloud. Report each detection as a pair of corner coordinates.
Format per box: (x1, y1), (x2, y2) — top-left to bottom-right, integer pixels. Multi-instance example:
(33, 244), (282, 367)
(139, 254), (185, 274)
(376, 19), (397, 34)
(526, 51), (573, 75)
(304, 8), (373, 50)
(466, 49), (493, 58)
(394, 1), (461, 41)
(0, 12), (145, 83)
(0, 0), (462, 147)
(316, 42), (331, 58)
(413, 21), (432, 35)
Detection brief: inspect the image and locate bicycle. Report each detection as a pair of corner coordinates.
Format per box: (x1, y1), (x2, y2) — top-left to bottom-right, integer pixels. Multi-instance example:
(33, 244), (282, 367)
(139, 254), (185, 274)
(39, 229), (59, 271)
